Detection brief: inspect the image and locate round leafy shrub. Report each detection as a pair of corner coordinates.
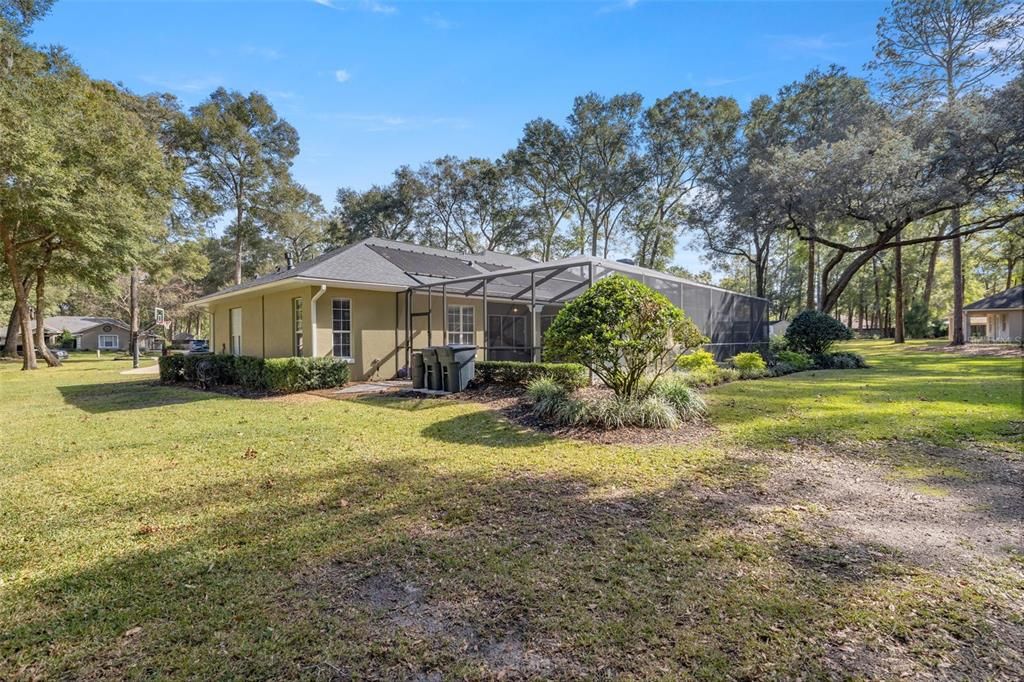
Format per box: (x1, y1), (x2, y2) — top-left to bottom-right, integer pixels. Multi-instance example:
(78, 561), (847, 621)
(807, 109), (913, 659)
(676, 349), (716, 371)
(676, 365), (740, 388)
(544, 275), (706, 399)
(784, 310), (853, 355)
(814, 351), (867, 370)
(730, 351), (766, 380)
(774, 349), (813, 371)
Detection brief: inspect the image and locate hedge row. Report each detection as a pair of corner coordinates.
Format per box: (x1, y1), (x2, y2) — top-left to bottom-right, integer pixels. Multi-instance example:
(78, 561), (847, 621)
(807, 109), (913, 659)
(474, 360), (588, 390)
(159, 353), (350, 393)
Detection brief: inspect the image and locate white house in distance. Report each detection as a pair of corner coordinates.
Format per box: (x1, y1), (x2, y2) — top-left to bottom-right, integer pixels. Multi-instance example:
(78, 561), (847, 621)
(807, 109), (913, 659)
(956, 285), (1024, 343)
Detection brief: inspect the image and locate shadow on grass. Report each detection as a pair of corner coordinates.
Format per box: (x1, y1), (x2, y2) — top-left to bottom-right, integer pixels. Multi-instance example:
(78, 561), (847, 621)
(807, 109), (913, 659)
(420, 410), (552, 448)
(4, 455), (1015, 680)
(57, 380), (223, 413)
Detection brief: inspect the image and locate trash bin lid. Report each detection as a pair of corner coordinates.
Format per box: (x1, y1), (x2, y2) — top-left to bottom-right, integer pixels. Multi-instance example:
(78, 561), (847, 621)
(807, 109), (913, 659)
(445, 344), (477, 350)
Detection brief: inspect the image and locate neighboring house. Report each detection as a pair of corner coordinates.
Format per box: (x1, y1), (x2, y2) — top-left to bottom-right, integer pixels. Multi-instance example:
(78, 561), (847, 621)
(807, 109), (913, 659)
(768, 320), (789, 338)
(190, 238), (769, 382)
(955, 285), (1024, 343)
(4, 316), (161, 352)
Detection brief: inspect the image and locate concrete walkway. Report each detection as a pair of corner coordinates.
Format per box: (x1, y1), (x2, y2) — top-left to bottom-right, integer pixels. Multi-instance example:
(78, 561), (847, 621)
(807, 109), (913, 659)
(119, 363), (159, 376)
(327, 380), (413, 396)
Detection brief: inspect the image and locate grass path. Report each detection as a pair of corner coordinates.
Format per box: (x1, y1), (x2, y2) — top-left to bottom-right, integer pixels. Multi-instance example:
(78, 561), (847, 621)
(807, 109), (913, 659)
(0, 342), (1021, 679)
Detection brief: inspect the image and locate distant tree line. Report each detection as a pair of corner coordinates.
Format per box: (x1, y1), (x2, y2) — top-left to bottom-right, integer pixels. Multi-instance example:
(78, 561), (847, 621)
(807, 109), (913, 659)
(2, 0), (1022, 371)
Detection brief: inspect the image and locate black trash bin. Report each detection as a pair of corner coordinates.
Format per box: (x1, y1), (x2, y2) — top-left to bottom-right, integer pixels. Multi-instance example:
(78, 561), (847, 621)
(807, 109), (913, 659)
(411, 352), (425, 389)
(421, 348), (443, 390)
(440, 344), (477, 392)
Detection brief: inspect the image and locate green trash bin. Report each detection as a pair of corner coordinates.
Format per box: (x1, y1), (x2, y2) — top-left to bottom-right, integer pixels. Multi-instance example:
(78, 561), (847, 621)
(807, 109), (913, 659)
(411, 352), (425, 389)
(421, 348), (442, 390)
(441, 344), (477, 392)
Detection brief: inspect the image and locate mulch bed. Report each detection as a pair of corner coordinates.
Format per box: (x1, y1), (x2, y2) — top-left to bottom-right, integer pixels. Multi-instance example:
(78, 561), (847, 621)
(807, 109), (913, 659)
(394, 383), (718, 446)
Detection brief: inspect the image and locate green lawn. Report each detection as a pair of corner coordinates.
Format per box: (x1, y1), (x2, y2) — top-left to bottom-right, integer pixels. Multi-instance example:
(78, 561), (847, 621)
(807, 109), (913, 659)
(1, 342), (1021, 679)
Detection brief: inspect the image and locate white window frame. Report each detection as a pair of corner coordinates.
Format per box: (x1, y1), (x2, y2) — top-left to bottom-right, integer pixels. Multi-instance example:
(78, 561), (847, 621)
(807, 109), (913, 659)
(292, 297), (304, 357)
(98, 334), (119, 350)
(447, 304), (475, 345)
(229, 307), (242, 356)
(332, 298), (353, 360)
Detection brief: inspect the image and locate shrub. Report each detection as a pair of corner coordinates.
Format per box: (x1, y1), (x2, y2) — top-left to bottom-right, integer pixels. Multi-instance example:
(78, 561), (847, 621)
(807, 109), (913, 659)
(158, 354), (185, 382)
(651, 375), (706, 420)
(544, 275), (706, 399)
(675, 349), (716, 371)
(475, 360), (587, 390)
(264, 357), (350, 392)
(768, 335), (789, 354)
(730, 351), (767, 380)
(677, 365), (740, 388)
(234, 356), (268, 390)
(814, 351), (868, 370)
(774, 349), (813, 371)
(785, 310), (853, 355)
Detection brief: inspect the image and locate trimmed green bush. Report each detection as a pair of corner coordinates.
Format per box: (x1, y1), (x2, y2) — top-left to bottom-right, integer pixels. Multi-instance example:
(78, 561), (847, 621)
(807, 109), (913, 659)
(158, 354), (185, 382)
(475, 360), (587, 390)
(676, 349), (716, 371)
(544, 275), (706, 398)
(159, 354), (349, 393)
(814, 351), (868, 370)
(785, 310), (853, 355)
(235, 356), (268, 390)
(264, 357), (350, 392)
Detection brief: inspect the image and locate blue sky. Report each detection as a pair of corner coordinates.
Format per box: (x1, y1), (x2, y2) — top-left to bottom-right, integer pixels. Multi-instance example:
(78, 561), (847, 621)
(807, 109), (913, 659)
(31, 0), (885, 270)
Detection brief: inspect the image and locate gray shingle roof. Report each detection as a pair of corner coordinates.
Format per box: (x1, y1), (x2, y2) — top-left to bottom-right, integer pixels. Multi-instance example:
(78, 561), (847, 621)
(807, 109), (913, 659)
(964, 285), (1024, 311)
(193, 238), (537, 303)
(45, 316), (129, 334)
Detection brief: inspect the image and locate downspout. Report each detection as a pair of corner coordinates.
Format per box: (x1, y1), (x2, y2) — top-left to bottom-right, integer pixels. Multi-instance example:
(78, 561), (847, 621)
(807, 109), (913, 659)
(310, 285), (327, 357)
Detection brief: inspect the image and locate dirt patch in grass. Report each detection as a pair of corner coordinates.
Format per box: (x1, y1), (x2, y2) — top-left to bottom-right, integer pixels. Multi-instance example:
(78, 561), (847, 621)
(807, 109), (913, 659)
(294, 562), (562, 679)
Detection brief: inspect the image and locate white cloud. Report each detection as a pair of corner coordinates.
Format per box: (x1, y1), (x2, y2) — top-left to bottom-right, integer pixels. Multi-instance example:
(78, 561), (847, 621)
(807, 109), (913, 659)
(140, 74), (222, 93)
(318, 113), (471, 132)
(423, 13), (453, 30)
(767, 34), (851, 52)
(240, 45), (282, 61)
(334, 69), (351, 83)
(364, 0), (397, 14)
(312, 0), (334, 7)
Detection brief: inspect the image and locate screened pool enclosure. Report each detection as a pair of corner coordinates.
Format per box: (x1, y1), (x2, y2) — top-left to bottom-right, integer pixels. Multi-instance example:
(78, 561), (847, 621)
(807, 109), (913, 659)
(402, 255), (769, 366)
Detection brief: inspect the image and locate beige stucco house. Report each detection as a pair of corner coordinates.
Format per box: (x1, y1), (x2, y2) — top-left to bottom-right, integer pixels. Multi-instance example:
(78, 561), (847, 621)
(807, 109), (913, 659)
(955, 285), (1023, 343)
(190, 238), (770, 383)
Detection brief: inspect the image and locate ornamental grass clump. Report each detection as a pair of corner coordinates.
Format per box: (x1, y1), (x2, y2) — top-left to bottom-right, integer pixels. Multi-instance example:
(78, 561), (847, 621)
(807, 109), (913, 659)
(651, 374), (707, 421)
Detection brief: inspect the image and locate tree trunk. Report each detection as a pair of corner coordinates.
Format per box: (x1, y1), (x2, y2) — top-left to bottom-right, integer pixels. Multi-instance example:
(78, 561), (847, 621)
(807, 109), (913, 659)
(893, 242), (905, 344)
(921, 233), (942, 312)
(34, 268), (60, 367)
(805, 234), (816, 310)
(130, 266), (140, 369)
(234, 202), (244, 286)
(0, 223), (37, 370)
(3, 282), (27, 358)
(949, 208), (965, 345)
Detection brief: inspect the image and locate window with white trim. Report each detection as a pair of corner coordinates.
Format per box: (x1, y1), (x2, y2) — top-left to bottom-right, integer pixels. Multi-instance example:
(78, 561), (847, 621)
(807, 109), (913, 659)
(332, 299), (351, 358)
(292, 297), (304, 356)
(448, 305), (474, 345)
(229, 307), (242, 356)
(98, 334), (119, 349)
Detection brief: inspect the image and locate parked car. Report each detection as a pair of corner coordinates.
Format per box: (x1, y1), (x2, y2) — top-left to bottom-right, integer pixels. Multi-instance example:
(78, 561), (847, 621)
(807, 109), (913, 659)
(187, 339), (210, 354)
(37, 347), (69, 360)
